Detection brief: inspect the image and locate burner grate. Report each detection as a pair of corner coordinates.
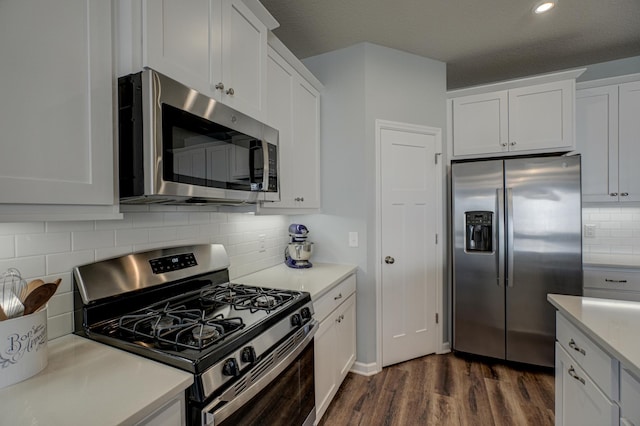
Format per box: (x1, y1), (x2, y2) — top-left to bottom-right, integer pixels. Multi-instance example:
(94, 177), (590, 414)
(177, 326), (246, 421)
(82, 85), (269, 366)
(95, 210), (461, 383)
(118, 302), (245, 350)
(199, 285), (296, 313)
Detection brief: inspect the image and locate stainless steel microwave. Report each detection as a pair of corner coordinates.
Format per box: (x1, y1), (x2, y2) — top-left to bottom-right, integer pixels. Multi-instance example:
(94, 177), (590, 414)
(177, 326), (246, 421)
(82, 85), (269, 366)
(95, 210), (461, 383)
(118, 69), (279, 205)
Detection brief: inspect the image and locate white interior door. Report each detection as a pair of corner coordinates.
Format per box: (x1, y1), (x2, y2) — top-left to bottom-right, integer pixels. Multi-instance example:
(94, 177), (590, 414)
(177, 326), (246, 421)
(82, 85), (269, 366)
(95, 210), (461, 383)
(379, 121), (442, 367)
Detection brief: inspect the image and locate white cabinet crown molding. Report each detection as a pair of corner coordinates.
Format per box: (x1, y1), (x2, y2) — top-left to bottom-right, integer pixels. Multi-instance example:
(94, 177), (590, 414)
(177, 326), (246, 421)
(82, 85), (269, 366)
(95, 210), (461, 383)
(448, 68), (586, 98)
(577, 72), (640, 90)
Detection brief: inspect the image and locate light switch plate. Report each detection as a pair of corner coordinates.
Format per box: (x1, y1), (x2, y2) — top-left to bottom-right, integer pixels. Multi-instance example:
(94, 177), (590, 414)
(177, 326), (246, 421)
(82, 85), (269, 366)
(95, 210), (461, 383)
(348, 232), (359, 247)
(584, 224), (596, 238)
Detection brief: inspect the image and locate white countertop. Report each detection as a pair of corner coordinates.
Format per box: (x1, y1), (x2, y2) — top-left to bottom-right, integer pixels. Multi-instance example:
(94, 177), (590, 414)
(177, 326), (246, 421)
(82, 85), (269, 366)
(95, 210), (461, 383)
(0, 334), (193, 426)
(233, 263), (358, 300)
(583, 253), (640, 268)
(548, 294), (640, 379)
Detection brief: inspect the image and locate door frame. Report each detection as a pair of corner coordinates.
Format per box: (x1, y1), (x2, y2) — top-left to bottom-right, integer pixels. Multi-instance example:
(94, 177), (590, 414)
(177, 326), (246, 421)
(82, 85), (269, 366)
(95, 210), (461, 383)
(375, 119), (445, 372)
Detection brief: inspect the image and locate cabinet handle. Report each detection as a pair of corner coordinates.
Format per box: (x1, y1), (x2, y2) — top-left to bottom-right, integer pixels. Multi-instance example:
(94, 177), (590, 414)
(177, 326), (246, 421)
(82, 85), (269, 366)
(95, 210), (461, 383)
(334, 293), (343, 301)
(605, 278), (628, 283)
(621, 192), (629, 196)
(568, 338), (586, 356)
(510, 141), (516, 146)
(294, 197), (305, 202)
(501, 142), (508, 147)
(336, 315), (344, 323)
(226, 87), (235, 96)
(568, 366), (586, 385)
(610, 192), (618, 196)
(215, 82), (224, 90)
(300, 197), (304, 202)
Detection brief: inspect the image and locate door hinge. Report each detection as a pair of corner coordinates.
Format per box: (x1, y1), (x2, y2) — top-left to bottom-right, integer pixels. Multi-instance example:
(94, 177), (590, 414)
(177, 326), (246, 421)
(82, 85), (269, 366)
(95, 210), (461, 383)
(435, 313), (439, 324)
(435, 153), (442, 164)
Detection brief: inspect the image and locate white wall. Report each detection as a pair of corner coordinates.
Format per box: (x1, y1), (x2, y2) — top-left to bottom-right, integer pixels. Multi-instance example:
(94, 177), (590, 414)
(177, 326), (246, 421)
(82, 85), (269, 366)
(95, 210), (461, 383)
(302, 43), (446, 365)
(0, 209), (290, 340)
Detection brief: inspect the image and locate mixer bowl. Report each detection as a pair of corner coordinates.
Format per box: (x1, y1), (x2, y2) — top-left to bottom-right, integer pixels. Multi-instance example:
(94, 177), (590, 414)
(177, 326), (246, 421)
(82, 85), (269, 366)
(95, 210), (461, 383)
(287, 242), (314, 261)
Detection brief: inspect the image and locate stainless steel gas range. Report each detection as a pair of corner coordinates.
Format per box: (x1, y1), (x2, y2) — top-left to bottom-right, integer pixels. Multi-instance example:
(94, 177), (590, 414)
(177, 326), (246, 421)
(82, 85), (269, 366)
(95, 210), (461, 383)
(73, 244), (317, 426)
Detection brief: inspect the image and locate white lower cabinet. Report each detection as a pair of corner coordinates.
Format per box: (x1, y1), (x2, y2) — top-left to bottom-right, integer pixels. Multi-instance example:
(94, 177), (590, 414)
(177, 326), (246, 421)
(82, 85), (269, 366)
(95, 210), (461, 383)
(583, 266), (640, 302)
(620, 369), (640, 426)
(314, 274), (356, 424)
(555, 312), (625, 426)
(136, 393), (186, 426)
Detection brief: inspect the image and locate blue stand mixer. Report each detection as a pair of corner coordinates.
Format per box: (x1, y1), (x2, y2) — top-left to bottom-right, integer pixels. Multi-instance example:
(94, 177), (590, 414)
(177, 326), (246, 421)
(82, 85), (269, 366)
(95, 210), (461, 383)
(284, 224), (314, 268)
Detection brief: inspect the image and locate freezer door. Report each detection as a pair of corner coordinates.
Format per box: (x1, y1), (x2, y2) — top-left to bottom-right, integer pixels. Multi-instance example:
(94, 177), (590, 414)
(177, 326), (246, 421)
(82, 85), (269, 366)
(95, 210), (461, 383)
(452, 160), (505, 359)
(504, 156), (582, 367)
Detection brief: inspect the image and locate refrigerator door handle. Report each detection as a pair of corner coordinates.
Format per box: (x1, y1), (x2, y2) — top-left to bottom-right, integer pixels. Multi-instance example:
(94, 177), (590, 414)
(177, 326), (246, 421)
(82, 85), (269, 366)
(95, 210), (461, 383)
(496, 188), (505, 287)
(506, 187), (514, 287)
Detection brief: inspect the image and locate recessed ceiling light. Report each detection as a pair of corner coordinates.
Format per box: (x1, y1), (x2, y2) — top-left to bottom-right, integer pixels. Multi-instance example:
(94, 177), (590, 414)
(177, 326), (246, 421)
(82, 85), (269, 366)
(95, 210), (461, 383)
(533, 1), (557, 14)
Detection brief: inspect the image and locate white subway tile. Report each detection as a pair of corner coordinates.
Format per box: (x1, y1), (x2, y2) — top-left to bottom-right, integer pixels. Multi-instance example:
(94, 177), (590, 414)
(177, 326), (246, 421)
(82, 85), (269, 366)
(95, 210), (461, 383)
(0, 222), (45, 235)
(148, 227), (178, 243)
(175, 225), (201, 240)
(46, 250), (95, 275)
(16, 233), (71, 257)
(115, 228), (149, 246)
(0, 235), (15, 259)
(72, 230), (115, 251)
(95, 246), (133, 261)
(164, 212), (189, 226)
(188, 212), (211, 224)
(46, 221), (94, 232)
(95, 216), (133, 230)
(47, 312), (73, 340)
(0, 256), (46, 279)
(611, 245), (633, 255)
(47, 291), (73, 317)
(129, 212), (164, 227)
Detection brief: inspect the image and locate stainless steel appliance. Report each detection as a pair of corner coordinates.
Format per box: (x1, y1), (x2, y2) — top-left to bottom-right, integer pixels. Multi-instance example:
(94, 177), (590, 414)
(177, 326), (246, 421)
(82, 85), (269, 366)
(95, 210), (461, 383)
(118, 70), (279, 205)
(452, 155), (582, 367)
(285, 224), (314, 269)
(73, 244), (316, 426)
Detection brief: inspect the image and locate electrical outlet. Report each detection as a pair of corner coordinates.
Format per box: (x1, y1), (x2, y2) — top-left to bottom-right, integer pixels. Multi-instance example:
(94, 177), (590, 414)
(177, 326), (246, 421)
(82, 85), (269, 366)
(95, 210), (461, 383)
(258, 234), (266, 252)
(348, 232), (359, 247)
(584, 224), (596, 238)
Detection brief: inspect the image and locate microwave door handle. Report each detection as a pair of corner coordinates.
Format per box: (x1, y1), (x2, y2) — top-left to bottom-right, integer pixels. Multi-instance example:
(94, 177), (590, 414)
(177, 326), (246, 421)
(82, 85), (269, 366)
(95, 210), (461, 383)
(260, 139), (269, 192)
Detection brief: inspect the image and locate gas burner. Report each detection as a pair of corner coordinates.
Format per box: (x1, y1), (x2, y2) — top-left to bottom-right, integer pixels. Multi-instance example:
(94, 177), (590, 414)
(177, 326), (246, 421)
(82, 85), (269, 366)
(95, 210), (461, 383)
(200, 287), (238, 305)
(152, 316), (177, 334)
(254, 295), (277, 308)
(191, 324), (222, 342)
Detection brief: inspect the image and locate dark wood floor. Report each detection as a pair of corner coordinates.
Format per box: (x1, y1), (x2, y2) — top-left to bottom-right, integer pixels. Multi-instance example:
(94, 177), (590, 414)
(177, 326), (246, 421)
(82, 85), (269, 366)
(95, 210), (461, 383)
(318, 352), (555, 426)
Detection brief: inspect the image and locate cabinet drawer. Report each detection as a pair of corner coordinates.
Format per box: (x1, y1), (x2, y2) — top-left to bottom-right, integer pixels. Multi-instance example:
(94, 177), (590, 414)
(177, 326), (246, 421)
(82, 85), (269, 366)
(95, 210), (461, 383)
(556, 313), (619, 400)
(584, 267), (640, 293)
(555, 343), (619, 426)
(621, 368), (640, 426)
(313, 274), (356, 322)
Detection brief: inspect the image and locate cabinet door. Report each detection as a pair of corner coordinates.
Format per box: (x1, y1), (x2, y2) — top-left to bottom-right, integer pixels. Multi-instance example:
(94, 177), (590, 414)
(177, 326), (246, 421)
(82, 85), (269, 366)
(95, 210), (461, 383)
(452, 91), (508, 156)
(508, 80), (574, 153)
(314, 314), (338, 422)
(0, 0), (114, 205)
(555, 343), (619, 426)
(576, 86), (619, 202)
(290, 79), (321, 208)
(218, 0), (267, 120)
(336, 294), (356, 382)
(618, 81), (640, 203)
(144, 0), (212, 96)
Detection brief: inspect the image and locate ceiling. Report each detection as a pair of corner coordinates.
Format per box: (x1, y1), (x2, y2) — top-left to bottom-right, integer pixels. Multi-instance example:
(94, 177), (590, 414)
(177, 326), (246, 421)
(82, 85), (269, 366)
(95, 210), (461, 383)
(260, 0), (640, 89)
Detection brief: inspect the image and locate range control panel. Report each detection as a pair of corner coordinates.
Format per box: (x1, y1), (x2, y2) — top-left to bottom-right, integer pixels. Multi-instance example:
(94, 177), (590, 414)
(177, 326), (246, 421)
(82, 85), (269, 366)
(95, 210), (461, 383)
(149, 253), (198, 274)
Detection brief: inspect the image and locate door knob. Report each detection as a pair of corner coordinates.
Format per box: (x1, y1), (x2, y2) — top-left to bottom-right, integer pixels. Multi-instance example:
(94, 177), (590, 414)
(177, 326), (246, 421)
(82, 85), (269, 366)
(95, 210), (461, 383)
(385, 256), (395, 264)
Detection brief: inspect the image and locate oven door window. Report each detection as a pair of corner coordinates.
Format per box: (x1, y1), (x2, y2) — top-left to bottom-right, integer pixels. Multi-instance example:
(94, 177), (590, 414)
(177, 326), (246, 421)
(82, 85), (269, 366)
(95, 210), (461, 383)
(161, 104), (264, 191)
(214, 341), (315, 426)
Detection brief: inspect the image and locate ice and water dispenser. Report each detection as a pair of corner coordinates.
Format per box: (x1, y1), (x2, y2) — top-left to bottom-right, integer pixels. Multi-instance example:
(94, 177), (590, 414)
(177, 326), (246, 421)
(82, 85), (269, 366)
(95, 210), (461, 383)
(465, 211), (493, 252)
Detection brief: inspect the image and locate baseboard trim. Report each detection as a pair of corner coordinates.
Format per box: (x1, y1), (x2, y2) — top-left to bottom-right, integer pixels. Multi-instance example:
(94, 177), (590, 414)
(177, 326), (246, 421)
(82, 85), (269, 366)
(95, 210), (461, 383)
(437, 341), (451, 355)
(350, 361), (380, 376)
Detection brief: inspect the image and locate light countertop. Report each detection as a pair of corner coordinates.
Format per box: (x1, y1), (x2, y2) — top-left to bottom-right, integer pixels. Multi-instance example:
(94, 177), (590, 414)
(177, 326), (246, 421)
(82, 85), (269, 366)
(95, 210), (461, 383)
(548, 294), (640, 379)
(0, 334), (193, 426)
(583, 253), (640, 268)
(233, 263), (358, 300)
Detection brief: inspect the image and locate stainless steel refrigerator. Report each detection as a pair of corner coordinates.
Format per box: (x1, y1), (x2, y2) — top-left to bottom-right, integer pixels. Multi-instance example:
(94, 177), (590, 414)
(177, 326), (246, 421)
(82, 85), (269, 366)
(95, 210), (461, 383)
(451, 155), (582, 367)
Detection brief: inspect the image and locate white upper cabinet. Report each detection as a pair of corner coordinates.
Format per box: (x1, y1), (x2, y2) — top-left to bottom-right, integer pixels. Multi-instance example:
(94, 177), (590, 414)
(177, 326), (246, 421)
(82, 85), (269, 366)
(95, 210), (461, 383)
(577, 77), (640, 203)
(449, 70), (582, 159)
(452, 91), (508, 155)
(141, 0), (267, 120)
(259, 39), (322, 213)
(0, 0), (119, 220)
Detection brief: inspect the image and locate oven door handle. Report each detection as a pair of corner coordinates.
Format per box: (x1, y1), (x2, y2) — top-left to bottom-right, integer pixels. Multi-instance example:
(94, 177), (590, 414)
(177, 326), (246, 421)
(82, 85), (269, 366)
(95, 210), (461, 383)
(202, 320), (318, 426)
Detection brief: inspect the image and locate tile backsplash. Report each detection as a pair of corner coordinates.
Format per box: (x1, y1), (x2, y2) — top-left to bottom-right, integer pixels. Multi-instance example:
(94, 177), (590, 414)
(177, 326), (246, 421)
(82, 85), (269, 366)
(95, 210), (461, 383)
(0, 209), (290, 340)
(582, 206), (640, 266)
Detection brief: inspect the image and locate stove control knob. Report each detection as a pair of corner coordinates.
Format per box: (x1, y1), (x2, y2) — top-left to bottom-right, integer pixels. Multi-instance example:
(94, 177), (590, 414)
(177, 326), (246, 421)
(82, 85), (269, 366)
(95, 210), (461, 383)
(300, 307), (312, 320)
(241, 346), (257, 363)
(290, 313), (302, 327)
(222, 358), (240, 377)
